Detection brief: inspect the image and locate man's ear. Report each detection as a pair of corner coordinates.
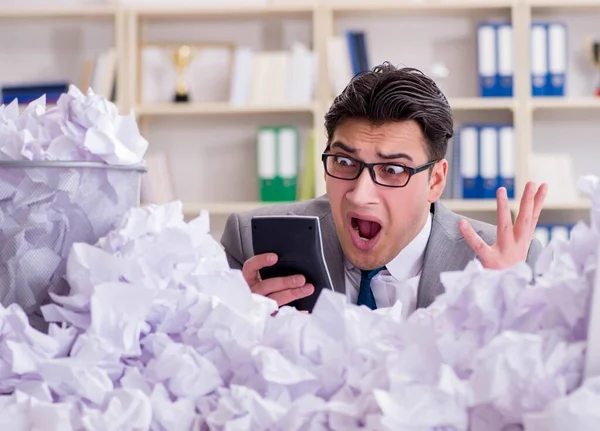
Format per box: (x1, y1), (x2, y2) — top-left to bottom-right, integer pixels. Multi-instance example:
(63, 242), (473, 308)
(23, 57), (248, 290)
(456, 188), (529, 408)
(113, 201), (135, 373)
(428, 159), (448, 203)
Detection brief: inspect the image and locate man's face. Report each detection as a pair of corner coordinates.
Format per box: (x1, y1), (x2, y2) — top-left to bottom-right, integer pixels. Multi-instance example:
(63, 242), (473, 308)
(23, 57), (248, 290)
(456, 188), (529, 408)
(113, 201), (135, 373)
(325, 118), (448, 271)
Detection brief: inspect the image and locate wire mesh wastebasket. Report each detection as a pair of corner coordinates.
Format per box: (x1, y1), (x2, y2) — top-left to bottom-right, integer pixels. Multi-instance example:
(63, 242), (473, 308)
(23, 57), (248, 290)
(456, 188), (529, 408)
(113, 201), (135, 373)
(0, 160), (146, 330)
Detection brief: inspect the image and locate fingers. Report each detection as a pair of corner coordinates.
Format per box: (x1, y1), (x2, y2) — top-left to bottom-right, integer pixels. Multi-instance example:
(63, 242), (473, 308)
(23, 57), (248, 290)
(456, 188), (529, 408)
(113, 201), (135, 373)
(242, 253), (315, 307)
(513, 182), (535, 240)
(514, 182), (548, 241)
(459, 219), (491, 261)
(495, 187), (513, 248)
(268, 284), (315, 307)
(242, 253), (277, 286)
(252, 274), (307, 297)
(529, 183), (548, 238)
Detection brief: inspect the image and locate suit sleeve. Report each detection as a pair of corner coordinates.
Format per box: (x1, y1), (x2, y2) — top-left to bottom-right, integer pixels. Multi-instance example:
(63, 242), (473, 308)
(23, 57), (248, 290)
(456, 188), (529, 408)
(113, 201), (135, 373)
(220, 212), (245, 271)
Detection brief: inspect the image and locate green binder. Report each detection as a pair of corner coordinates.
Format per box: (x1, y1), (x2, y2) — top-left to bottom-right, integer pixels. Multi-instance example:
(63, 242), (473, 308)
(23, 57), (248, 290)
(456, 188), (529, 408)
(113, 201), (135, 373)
(256, 125), (299, 202)
(277, 126), (299, 202)
(256, 126), (278, 202)
(297, 129), (316, 201)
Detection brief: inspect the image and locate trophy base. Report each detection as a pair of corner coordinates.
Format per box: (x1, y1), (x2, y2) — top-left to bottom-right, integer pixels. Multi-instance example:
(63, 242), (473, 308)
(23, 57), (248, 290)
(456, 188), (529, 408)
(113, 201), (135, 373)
(173, 93), (189, 103)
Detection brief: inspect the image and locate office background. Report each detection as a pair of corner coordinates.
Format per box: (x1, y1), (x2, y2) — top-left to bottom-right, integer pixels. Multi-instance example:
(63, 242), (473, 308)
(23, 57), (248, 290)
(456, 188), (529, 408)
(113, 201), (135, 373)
(1, 0), (598, 246)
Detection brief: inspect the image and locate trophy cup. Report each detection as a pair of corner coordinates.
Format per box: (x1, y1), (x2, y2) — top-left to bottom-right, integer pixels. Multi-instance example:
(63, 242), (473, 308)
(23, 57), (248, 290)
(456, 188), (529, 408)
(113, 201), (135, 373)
(588, 38), (600, 97)
(172, 45), (193, 102)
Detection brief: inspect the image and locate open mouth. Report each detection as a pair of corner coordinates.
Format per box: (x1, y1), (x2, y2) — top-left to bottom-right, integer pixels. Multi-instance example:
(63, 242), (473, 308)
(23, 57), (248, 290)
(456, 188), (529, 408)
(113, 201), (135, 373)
(351, 217), (382, 241)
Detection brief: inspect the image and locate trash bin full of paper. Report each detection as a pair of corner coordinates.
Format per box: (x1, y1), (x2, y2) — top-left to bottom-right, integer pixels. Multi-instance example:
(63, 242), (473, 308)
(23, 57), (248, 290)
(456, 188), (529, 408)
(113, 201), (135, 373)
(0, 160), (146, 328)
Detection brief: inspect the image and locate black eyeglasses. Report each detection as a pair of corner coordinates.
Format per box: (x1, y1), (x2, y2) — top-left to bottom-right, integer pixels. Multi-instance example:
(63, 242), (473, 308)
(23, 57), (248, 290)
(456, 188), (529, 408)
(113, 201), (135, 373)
(322, 153), (439, 188)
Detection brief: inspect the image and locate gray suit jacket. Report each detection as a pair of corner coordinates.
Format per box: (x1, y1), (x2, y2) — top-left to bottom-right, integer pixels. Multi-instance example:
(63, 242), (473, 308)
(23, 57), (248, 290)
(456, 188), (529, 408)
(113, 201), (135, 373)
(220, 195), (543, 309)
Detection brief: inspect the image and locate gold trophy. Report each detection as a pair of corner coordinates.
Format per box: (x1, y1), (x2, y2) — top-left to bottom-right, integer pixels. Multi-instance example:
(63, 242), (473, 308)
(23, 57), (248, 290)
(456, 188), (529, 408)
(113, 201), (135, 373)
(587, 37), (600, 97)
(172, 45), (193, 102)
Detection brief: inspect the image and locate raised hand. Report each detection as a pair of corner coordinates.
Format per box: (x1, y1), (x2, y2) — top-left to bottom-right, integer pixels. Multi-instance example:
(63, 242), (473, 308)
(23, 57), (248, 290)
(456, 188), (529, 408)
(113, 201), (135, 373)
(459, 181), (548, 269)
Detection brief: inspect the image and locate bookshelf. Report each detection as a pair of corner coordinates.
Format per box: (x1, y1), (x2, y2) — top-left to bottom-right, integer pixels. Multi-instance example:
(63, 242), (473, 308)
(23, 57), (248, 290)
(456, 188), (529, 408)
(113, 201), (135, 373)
(127, 3), (316, 17)
(530, 97), (600, 109)
(449, 97), (517, 110)
(528, 0), (600, 9)
(525, 0), (600, 236)
(2, 0), (599, 236)
(183, 201), (292, 216)
(0, 5), (117, 18)
(134, 102), (318, 117)
(326, 0), (517, 13)
(181, 197), (592, 217)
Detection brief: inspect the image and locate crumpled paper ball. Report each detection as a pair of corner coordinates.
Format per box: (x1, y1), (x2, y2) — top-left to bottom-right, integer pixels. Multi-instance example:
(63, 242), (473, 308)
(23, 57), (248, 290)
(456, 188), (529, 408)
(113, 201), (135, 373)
(0, 86), (147, 164)
(0, 173), (599, 429)
(0, 86), (147, 329)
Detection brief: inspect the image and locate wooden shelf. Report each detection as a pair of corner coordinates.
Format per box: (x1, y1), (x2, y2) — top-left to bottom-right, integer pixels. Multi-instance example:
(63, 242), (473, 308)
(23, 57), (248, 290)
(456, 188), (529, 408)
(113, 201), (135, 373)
(439, 198), (591, 212)
(449, 97), (516, 110)
(441, 199), (499, 212)
(527, 0), (600, 10)
(130, 3), (315, 18)
(0, 0), (593, 20)
(185, 200), (502, 216)
(328, 0), (516, 14)
(179, 197), (591, 218)
(134, 102), (317, 117)
(541, 200), (592, 211)
(327, 97), (515, 111)
(183, 201), (293, 216)
(0, 5), (117, 18)
(0, 0), (590, 20)
(447, 97), (600, 111)
(530, 97), (600, 110)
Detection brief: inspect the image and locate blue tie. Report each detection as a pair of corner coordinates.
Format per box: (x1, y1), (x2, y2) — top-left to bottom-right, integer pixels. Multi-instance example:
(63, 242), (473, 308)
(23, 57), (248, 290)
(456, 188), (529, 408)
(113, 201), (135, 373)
(357, 267), (385, 310)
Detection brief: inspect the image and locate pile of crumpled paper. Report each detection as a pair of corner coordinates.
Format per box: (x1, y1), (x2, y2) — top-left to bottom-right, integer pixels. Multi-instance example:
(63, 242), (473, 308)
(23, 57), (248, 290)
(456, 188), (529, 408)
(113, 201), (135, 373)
(0, 86), (147, 164)
(0, 86), (148, 325)
(1, 91), (600, 430)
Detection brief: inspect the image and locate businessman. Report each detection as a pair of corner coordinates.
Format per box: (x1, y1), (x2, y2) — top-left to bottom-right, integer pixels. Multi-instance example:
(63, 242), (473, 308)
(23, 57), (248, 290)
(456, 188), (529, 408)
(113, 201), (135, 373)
(221, 62), (547, 315)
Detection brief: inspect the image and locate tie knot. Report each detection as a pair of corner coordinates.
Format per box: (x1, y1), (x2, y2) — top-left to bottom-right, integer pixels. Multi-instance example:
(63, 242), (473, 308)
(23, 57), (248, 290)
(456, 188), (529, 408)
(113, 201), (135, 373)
(360, 266), (386, 282)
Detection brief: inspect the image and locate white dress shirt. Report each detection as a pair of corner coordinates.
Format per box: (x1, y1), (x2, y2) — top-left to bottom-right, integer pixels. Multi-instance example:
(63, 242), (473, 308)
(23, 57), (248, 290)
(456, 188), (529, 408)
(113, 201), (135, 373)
(344, 213), (432, 320)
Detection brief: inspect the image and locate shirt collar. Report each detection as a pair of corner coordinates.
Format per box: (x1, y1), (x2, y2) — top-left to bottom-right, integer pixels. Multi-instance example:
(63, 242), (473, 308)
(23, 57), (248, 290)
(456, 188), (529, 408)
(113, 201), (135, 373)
(344, 212), (432, 281)
(385, 212), (432, 280)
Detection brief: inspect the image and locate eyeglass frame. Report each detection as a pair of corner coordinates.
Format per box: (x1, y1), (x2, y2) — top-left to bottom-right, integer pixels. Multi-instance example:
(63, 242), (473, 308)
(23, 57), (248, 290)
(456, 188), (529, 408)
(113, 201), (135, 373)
(321, 152), (440, 188)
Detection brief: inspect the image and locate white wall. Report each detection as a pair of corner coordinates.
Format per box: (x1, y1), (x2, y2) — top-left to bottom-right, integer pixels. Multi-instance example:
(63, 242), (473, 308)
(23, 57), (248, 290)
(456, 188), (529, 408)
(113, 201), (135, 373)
(0, 18), (113, 86)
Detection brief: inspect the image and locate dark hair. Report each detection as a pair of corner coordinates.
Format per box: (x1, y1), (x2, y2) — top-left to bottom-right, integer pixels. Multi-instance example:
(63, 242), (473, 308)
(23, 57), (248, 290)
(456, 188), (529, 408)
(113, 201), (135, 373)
(324, 62), (454, 162)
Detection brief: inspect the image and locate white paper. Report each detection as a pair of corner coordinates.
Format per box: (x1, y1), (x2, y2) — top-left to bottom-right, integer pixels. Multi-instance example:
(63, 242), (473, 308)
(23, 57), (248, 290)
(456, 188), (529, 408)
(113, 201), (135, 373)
(0, 86), (148, 328)
(0, 173), (597, 429)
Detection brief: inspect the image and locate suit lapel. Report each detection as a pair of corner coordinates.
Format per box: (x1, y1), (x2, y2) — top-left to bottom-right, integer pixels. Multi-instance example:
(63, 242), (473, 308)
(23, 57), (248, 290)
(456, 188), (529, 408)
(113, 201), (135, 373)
(416, 202), (478, 308)
(319, 211), (346, 295)
(287, 197), (346, 296)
